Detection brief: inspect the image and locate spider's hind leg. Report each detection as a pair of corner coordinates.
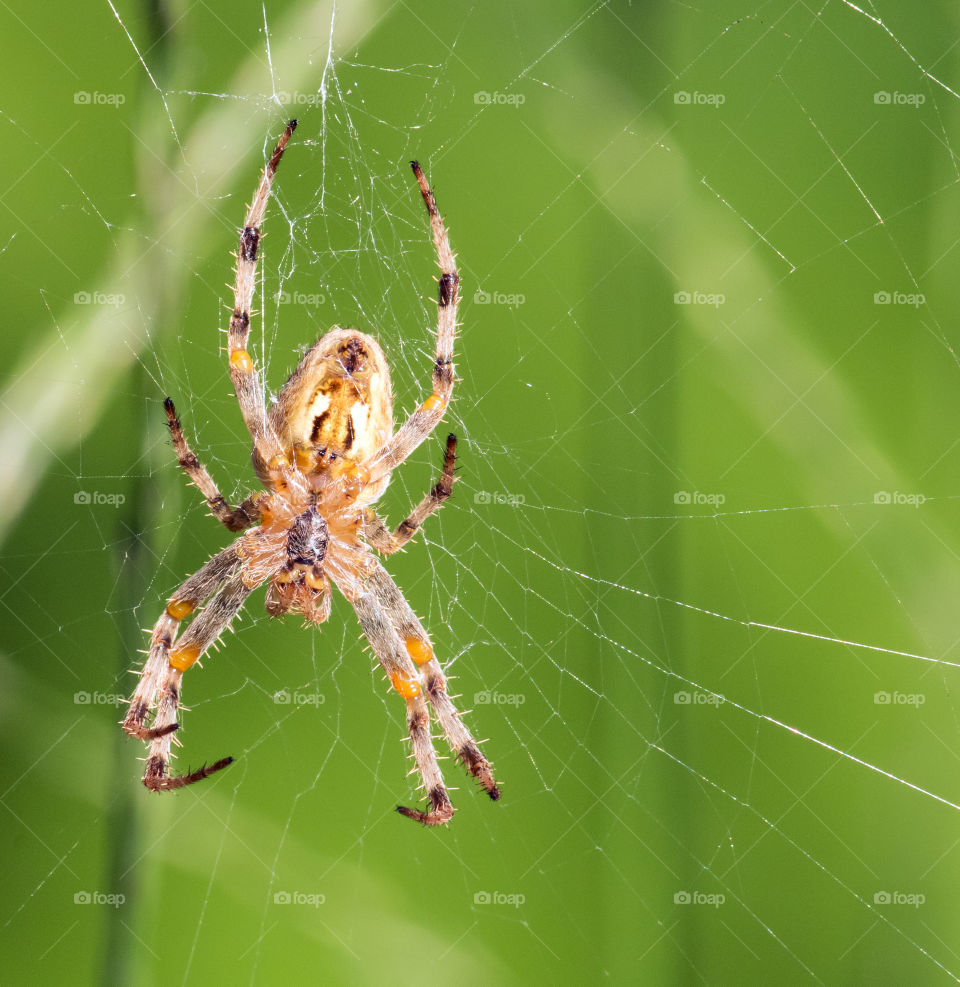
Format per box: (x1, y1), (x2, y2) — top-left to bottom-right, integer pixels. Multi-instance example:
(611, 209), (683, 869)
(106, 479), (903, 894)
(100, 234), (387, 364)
(140, 666), (235, 792)
(423, 671), (501, 801)
(396, 695), (455, 826)
(367, 564), (500, 802)
(351, 562), (500, 824)
(123, 546), (253, 791)
(122, 545), (240, 740)
(350, 569), (456, 825)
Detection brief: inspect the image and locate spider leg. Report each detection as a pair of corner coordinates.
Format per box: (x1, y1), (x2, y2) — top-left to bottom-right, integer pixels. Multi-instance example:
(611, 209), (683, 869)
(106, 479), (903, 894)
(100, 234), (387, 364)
(367, 163), (459, 484)
(123, 545), (241, 740)
(227, 120), (299, 469)
(363, 563), (501, 811)
(370, 564), (500, 801)
(350, 576), (455, 825)
(396, 694), (455, 826)
(363, 434), (457, 554)
(142, 570), (255, 791)
(164, 398), (262, 532)
(123, 544), (256, 791)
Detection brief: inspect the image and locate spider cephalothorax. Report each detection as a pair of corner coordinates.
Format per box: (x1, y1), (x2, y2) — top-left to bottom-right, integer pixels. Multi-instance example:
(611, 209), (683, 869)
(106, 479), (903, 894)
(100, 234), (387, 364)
(121, 121), (500, 825)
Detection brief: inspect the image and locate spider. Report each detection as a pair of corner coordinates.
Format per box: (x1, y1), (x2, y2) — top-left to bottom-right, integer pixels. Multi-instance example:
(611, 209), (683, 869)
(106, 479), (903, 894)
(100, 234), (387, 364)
(122, 120), (500, 825)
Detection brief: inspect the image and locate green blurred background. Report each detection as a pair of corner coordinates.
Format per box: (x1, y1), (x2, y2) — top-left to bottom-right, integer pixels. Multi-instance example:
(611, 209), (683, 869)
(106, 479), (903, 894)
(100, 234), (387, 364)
(4, 0), (960, 982)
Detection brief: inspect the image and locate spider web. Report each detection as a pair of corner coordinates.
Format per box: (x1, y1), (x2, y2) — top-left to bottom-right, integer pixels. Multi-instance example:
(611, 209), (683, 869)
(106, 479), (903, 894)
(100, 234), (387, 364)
(4, 0), (960, 982)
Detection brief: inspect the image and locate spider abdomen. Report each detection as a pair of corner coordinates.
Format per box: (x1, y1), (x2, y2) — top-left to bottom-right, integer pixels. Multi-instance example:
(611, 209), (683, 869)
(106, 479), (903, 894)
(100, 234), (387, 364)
(257, 329), (393, 498)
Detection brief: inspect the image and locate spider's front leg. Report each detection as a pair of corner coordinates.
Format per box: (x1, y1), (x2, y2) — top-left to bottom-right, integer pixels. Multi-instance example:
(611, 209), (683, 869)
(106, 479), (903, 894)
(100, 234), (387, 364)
(366, 162), (460, 485)
(122, 545), (254, 790)
(227, 119), (299, 469)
